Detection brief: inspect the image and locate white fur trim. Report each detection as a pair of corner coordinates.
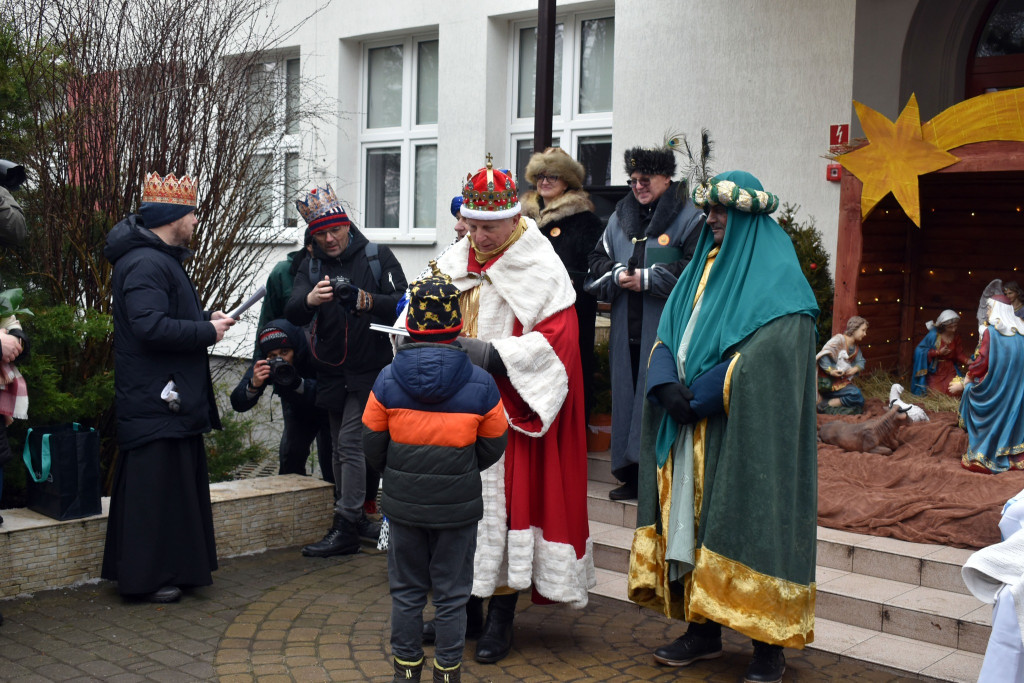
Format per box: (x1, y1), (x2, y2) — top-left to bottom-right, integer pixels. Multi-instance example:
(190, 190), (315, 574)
(436, 218), (575, 331)
(472, 455), (508, 598)
(491, 331), (568, 437)
(460, 201), (522, 221)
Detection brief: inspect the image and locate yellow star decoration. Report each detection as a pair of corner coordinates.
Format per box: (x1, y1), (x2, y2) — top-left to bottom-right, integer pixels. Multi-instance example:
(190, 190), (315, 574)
(838, 94), (958, 227)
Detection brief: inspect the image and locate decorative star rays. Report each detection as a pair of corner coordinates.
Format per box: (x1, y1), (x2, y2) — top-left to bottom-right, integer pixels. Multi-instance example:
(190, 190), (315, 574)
(839, 89), (1024, 227)
(838, 95), (957, 227)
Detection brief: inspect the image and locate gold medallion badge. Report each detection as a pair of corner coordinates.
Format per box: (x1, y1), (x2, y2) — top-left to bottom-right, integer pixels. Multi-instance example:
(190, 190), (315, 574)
(658, 233), (670, 245)
(550, 227), (561, 237)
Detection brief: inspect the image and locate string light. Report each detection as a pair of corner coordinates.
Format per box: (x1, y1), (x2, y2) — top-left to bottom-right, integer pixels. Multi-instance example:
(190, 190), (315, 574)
(971, 212), (976, 217)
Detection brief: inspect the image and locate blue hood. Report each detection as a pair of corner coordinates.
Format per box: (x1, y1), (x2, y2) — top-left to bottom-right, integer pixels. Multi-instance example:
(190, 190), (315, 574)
(391, 343), (473, 404)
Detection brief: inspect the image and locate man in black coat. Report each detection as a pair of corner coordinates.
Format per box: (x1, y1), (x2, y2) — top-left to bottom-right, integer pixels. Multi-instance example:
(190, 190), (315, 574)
(101, 172), (234, 603)
(286, 184), (407, 557)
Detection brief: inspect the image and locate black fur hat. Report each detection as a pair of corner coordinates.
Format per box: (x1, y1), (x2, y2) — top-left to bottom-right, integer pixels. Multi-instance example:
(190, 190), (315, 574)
(623, 146), (676, 178)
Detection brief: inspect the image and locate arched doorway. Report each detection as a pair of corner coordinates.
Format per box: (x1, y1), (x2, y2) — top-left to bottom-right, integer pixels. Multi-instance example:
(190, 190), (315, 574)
(967, 0), (1024, 96)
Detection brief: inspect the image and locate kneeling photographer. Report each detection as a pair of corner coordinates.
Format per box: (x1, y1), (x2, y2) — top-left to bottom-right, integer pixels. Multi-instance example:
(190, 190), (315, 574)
(230, 320), (332, 481)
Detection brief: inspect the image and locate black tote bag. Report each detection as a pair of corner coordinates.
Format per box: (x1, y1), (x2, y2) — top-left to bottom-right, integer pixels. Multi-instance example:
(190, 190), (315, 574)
(22, 423), (101, 521)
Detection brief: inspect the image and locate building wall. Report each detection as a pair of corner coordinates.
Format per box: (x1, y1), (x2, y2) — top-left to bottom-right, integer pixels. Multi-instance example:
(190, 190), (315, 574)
(220, 0), (865, 354)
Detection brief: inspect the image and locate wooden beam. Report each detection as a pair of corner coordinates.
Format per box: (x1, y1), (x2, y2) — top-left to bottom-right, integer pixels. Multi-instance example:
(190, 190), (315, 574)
(833, 170), (863, 334)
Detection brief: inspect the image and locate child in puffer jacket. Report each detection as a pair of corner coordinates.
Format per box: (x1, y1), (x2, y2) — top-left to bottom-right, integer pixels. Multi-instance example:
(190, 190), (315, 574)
(363, 274), (507, 683)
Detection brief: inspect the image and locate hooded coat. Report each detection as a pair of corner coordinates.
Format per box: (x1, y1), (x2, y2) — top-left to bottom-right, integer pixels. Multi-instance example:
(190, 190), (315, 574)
(586, 183), (704, 478)
(362, 342), (507, 529)
(284, 226), (407, 405)
(229, 319), (320, 413)
(104, 214), (220, 450)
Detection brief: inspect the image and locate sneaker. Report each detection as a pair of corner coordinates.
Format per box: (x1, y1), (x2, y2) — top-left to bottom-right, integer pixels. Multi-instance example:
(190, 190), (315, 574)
(744, 641), (785, 683)
(652, 632), (722, 667)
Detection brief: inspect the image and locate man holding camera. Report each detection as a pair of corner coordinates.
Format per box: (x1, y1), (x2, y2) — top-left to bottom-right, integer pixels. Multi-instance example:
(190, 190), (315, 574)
(286, 184), (407, 557)
(230, 320), (330, 479)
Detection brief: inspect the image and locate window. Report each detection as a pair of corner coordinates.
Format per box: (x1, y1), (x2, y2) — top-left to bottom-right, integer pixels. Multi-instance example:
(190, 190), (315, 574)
(247, 54), (303, 237)
(509, 12), (614, 191)
(967, 0), (1024, 97)
(360, 35), (439, 237)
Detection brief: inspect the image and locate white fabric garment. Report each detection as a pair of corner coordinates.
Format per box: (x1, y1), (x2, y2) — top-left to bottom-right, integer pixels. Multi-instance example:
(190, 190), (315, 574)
(964, 495), (1024, 682)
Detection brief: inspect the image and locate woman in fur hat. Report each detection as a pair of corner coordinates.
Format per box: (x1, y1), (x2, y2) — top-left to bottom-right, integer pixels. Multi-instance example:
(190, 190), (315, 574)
(521, 148), (604, 417)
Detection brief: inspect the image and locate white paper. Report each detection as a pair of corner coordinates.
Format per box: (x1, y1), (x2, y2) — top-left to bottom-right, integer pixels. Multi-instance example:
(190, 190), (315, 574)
(227, 286), (267, 319)
(370, 322), (409, 337)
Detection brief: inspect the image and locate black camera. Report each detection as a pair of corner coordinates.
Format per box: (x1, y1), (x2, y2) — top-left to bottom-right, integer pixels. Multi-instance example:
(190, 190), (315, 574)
(330, 274), (353, 298)
(0, 160), (26, 191)
(267, 356), (299, 389)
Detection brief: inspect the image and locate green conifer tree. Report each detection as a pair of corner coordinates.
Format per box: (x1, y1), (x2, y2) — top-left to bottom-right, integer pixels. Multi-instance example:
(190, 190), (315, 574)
(777, 203), (834, 342)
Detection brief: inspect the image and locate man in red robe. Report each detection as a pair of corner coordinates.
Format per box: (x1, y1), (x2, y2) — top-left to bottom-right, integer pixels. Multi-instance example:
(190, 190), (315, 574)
(431, 157), (594, 665)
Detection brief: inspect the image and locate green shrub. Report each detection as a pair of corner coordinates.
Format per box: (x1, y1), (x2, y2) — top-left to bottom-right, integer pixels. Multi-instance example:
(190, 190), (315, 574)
(2, 304), (115, 507)
(204, 407), (272, 483)
(777, 203), (835, 342)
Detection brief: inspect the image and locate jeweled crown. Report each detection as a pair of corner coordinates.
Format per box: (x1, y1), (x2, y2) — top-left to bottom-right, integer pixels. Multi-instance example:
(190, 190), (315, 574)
(142, 172), (197, 206)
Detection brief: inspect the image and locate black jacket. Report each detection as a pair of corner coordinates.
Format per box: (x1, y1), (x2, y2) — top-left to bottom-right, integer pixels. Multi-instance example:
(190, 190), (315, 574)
(230, 319), (321, 413)
(284, 226), (407, 405)
(104, 215), (220, 450)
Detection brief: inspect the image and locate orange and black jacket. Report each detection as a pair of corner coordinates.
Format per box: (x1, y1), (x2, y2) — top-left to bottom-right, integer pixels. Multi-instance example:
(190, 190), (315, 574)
(362, 342), (508, 529)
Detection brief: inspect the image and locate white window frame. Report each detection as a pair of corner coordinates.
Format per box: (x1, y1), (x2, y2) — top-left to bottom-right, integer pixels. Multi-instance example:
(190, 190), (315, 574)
(507, 10), (614, 187)
(358, 33), (439, 243)
(250, 51), (303, 244)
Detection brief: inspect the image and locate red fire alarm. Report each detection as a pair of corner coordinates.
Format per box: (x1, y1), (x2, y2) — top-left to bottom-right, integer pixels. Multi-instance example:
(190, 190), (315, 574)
(826, 163), (842, 182)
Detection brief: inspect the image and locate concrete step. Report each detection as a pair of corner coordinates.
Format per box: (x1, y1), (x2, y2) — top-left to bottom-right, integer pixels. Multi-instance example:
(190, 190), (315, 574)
(585, 484), (989, 682)
(587, 545), (986, 682)
(586, 448), (618, 485)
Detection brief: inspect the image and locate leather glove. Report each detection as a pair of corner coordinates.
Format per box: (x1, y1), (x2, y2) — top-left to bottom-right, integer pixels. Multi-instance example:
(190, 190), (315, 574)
(652, 382), (697, 425)
(457, 337), (506, 376)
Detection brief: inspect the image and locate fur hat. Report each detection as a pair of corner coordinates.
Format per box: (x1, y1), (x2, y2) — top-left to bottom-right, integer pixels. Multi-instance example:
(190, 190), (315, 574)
(405, 274), (463, 343)
(623, 146), (676, 178)
(525, 147), (586, 189)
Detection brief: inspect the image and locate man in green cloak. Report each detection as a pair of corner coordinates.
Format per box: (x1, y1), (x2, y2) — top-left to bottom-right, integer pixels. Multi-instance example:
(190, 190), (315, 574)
(627, 170), (819, 683)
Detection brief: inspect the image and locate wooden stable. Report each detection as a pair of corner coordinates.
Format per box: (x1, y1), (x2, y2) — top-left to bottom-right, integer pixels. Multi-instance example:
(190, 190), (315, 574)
(833, 141), (1024, 373)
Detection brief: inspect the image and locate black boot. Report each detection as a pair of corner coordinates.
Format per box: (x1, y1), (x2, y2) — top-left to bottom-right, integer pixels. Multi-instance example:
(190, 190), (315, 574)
(432, 661), (460, 682)
(744, 641), (785, 683)
(421, 620), (436, 644)
(474, 592), (517, 664)
(302, 513), (360, 557)
(392, 655), (423, 682)
(465, 596), (484, 639)
(608, 464), (638, 501)
(653, 620), (722, 666)
(356, 511), (381, 542)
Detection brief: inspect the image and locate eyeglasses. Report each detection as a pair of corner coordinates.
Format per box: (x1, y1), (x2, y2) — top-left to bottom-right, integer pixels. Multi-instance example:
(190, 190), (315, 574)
(626, 177), (652, 188)
(536, 174), (561, 183)
(313, 226), (346, 240)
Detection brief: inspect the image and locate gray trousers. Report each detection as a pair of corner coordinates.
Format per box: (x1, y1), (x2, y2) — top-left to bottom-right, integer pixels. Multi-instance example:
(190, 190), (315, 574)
(328, 390), (369, 522)
(387, 520), (477, 667)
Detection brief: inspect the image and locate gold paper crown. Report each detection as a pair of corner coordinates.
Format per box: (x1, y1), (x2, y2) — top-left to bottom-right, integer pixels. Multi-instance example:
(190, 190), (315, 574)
(141, 172), (197, 206)
(295, 184), (346, 225)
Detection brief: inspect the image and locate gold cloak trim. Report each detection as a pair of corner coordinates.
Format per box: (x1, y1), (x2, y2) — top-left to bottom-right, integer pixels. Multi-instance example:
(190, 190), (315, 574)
(688, 547), (815, 649)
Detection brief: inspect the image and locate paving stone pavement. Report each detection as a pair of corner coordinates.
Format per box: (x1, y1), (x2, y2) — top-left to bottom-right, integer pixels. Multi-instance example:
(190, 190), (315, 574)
(0, 545), (941, 682)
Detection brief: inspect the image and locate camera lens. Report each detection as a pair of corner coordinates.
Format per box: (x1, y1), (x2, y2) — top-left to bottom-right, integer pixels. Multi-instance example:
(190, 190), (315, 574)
(267, 357), (298, 388)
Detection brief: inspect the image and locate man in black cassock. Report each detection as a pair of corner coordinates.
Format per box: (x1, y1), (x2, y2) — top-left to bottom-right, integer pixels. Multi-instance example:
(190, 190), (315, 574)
(101, 172), (234, 603)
